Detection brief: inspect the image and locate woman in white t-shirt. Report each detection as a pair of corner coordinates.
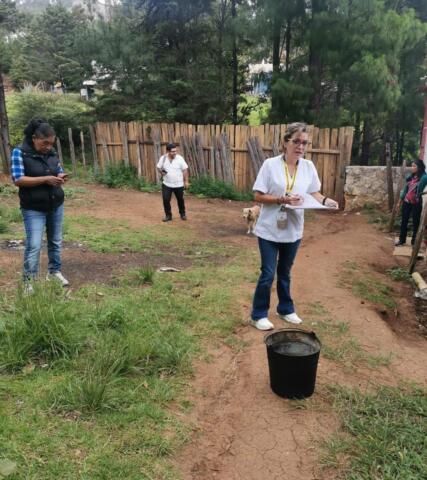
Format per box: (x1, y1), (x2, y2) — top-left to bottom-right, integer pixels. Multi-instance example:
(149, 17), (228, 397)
(250, 123), (338, 331)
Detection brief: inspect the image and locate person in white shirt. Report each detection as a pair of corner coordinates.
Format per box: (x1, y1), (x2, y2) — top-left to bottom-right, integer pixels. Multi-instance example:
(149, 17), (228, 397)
(157, 143), (189, 222)
(250, 122), (339, 331)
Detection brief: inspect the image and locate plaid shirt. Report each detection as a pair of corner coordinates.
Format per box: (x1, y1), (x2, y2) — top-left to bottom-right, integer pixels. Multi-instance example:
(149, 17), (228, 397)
(11, 147), (63, 183)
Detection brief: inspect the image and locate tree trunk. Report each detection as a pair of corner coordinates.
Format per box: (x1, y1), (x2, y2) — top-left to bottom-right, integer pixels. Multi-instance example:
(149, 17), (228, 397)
(360, 120), (371, 166)
(397, 129), (405, 166)
(284, 18), (292, 73)
(308, 0), (322, 118)
(231, 0), (238, 124)
(270, 15), (282, 117)
(0, 71), (11, 174)
(351, 112), (361, 164)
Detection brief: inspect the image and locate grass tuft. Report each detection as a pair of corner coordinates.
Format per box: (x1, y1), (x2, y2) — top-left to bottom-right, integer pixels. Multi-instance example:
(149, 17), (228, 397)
(0, 281), (82, 372)
(127, 266), (155, 286)
(386, 266), (412, 283)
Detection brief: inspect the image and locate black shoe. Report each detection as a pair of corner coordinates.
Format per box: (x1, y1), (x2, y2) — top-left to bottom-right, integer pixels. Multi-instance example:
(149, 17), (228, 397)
(180, 215), (187, 221)
(395, 241), (405, 247)
(162, 216), (172, 222)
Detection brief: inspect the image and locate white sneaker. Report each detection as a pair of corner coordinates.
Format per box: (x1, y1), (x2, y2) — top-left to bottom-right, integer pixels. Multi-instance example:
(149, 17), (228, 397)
(277, 312), (302, 324)
(250, 317), (274, 331)
(47, 272), (70, 287)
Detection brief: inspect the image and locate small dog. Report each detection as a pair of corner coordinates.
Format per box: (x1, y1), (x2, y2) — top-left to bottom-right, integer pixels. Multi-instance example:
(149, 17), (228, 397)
(243, 205), (260, 234)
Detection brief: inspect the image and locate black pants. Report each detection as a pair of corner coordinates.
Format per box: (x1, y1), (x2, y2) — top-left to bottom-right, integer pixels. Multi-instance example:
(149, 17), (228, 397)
(162, 184), (185, 217)
(399, 201), (422, 245)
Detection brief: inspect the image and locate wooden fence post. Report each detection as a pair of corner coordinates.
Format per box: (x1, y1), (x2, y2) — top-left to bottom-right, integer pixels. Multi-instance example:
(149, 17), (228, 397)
(409, 187), (427, 273)
(89, 125), (99, 175)
(68, 128), (77, 176)
(80, 130), (87, 172)
(385, 141), (394, 211)
(388, 157), (406, 232)
(152, 127), (161, 184)
(56, 137), (63, 165)
(100, 136), (110, 168)
(120, 122), (129, 167)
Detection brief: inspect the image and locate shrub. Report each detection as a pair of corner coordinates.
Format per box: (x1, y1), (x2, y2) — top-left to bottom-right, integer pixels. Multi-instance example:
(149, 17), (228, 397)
(6, 91), (94, 147)
(188, 175), (252, 201)
(96, 165), (159, 192)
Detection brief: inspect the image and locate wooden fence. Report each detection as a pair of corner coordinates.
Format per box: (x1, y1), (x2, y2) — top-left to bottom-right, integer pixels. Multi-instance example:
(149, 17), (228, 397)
(91, 122), (354, 204)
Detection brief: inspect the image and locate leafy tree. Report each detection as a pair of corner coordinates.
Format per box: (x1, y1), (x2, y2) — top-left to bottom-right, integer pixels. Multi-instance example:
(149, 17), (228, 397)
(9, 4), (88, 90)
(7, 91), (94, 147)
(0, 0), (23, 173)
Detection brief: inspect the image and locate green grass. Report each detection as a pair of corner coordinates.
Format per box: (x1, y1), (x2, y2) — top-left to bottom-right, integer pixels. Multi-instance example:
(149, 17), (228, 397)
(63, 186), (88, 199)
(0, 204), (22, 236)
(0, 243), (252, 478)
(361, 203), (402, 231)
(303, 302), (393, 372)
(386, 266), (412, 283)
(322, 384), (427, 479)
(339, 262), (397, 310)
(0, 183), (18, 197)
(64, 214), (233, 263)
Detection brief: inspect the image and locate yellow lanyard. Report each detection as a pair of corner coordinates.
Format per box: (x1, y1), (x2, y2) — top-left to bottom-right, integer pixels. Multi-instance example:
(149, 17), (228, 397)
(284, 159), (298, 195)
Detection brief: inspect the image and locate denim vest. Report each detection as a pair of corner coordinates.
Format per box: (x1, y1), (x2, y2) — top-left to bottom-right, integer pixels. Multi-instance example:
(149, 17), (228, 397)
(18, 141), (64, 212)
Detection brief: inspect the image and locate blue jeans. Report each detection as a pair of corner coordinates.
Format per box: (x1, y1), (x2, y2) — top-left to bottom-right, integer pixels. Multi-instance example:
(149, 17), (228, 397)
(251, 237), (301, 321)
(22, 204), (64, 280)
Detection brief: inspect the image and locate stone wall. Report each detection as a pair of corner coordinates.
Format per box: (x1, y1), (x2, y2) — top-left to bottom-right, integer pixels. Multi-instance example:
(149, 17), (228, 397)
(344, 166), (408, 211)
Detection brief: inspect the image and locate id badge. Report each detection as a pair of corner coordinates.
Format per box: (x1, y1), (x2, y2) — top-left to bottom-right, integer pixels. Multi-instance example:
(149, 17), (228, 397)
(276, 205), (288, 229)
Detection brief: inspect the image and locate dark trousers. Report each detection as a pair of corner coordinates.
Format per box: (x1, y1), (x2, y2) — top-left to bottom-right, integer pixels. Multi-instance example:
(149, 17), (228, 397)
(251, 237), (301, 320)
(399, 201), (422, 245)
(162, 184), (185, 218)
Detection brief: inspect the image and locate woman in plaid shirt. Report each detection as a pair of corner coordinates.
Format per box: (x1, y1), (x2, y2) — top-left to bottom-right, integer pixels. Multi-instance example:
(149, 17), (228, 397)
(11, 118), (69, 291)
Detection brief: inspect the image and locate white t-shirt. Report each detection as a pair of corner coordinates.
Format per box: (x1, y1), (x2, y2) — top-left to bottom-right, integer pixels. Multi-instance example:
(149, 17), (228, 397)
(253, 155), (321, 243)
(157, 154), (188, 188)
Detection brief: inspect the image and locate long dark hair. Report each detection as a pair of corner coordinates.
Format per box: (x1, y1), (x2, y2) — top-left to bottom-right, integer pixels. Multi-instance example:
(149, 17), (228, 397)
(23, 118), (56, 146)
(413, 159), (426, 177)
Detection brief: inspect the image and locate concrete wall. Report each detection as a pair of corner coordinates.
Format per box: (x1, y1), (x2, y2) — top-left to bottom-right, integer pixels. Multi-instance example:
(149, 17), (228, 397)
(344, 166), (408, 210)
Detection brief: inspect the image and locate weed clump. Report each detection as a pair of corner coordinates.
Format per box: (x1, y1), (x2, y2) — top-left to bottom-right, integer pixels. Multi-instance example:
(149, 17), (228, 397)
(188, 175), (253, 201)
(0, 282), (82, 372)
(96, 165), (159, 192)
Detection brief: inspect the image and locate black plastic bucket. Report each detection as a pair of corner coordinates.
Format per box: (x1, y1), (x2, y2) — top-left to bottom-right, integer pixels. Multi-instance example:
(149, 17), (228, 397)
(264, 328), (321, 399)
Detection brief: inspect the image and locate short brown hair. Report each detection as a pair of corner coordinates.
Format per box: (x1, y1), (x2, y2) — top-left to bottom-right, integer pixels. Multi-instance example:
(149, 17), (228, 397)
(283, 122), (308, 142)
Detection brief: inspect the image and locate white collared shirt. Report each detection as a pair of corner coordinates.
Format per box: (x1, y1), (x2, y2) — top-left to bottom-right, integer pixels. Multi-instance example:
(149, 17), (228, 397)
(157, 154), (188, 188)
(253, 155), (321, 242)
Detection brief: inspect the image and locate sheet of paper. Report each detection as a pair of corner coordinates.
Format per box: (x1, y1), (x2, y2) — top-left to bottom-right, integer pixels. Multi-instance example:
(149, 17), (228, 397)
(285, 193), (332, 210)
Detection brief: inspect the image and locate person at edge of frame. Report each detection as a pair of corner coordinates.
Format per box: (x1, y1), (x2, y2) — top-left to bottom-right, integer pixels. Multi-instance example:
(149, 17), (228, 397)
(157, 143), (189, 222)
(395, 159), (427, 247)
(10, 118), (69, 294)
(250, 122), (339, 331)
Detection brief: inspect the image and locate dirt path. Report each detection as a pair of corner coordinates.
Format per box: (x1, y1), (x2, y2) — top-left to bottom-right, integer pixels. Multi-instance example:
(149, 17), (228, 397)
(1, 183), (426, 479)
(173, 209), (427, 480)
